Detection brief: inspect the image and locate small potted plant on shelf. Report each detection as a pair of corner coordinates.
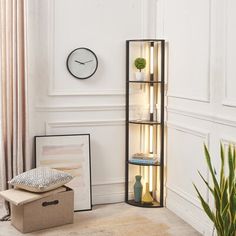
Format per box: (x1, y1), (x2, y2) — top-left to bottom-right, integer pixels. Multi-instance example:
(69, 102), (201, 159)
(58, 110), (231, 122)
(134, 57), (146, 81)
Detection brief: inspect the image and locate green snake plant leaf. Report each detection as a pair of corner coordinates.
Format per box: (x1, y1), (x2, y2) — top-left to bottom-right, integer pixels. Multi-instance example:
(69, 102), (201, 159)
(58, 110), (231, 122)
(229, 188), (236, 223)
(220, 143), (225, 189)
(221, 179), (228, 213)
(234, 148), (236, 169)
(233, 147), (236, 170)
(228, 146), (234, 191)
(214, 186), (221, 212)
(194, 144), (236, 236)
(204, 144), (221, 196)
(193, 184), (215, 223)
(233, 213), (236, 230)
(216, 211), (224, 236)
(197, 170), (214, 195)
(224, 213), (231, 236)
(221, 202), (229, 218)
(228, 214), (235, 236)
(233, 194), (236, 214)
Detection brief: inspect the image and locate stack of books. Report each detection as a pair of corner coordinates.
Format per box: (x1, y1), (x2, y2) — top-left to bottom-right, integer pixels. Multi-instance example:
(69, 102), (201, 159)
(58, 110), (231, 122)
(129, 153), (159, 165)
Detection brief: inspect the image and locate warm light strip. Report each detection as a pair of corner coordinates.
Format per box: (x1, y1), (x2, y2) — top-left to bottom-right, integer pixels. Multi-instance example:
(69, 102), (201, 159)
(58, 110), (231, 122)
(149, 166), (153, 192)
(150, 44), (154, 74)
(149, 125), (153, 153)
(150, 85), (154, 114)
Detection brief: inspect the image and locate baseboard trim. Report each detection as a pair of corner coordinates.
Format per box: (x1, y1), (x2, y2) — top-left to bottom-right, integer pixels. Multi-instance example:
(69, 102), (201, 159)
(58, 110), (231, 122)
(92, 192), (125, 205)
(166, 189), (213, 236)
(92, 181), (134, 205)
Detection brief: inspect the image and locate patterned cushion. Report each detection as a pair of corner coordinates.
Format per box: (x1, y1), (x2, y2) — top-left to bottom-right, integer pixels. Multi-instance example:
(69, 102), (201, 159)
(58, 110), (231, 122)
(9, 167), (73, 193)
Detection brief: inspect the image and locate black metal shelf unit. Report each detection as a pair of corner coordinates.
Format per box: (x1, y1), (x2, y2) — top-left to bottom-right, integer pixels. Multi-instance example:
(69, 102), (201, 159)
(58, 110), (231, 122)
(125, 39), (165, 208)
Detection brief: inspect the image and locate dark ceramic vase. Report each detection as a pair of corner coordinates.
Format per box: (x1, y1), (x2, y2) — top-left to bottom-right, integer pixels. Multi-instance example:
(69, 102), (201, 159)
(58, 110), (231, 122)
(134, 175), (143, 202)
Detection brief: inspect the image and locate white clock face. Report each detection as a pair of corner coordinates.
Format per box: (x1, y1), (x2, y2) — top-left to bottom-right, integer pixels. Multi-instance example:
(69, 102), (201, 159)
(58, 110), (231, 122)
(67, 48), (98, 79)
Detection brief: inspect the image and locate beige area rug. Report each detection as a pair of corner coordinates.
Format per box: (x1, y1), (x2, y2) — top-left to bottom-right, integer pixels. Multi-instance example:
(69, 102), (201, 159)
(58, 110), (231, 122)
(0, 203), (201, 236)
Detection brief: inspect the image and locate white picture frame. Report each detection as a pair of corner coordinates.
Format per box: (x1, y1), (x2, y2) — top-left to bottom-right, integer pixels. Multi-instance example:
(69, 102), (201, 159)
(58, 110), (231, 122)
(35, 134), (92, 211)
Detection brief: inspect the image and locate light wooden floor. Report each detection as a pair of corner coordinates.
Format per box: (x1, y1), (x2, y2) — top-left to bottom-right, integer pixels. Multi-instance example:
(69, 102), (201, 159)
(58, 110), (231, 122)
(0, 203), (201, 236)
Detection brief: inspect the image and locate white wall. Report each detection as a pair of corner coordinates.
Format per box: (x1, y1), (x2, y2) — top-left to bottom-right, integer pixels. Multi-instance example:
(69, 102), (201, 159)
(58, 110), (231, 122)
(27, 0), (236, 234)
(27, 0), (157, 205)
(156, 0), (236, 235)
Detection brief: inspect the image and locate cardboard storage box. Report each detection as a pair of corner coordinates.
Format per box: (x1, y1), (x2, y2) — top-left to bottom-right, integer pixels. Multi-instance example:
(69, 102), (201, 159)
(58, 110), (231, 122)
(1, 186), (74, 233)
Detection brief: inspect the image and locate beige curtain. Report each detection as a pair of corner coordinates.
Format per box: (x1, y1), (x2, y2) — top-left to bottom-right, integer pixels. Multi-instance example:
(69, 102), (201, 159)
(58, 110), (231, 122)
(0, 0), (29, 208)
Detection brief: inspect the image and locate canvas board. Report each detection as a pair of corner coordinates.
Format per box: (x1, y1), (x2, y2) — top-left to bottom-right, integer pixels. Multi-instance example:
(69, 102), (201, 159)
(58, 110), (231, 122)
(35, 134), (92, 211)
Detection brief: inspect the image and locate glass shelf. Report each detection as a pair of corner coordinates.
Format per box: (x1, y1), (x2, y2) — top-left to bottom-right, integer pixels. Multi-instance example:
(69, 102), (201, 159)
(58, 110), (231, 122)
(127, 160), (160, 167)
(128, 120), (161, 125)
(128, 80), (162, 84)
(127, 199), (161, 208)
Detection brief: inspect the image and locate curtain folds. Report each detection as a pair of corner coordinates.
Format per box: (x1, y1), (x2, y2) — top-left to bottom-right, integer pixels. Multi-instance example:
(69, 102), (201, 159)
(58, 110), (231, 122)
(0, 0), (29, 197)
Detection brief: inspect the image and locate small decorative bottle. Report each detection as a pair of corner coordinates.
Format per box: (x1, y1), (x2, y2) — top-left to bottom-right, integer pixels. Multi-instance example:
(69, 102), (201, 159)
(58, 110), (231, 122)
(142, 183), (154, 204)
(134, 175), (143, 202)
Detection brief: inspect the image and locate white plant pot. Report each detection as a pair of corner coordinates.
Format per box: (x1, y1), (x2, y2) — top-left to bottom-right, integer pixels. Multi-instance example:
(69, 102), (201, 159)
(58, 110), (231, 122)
(135, 71), (145, 81)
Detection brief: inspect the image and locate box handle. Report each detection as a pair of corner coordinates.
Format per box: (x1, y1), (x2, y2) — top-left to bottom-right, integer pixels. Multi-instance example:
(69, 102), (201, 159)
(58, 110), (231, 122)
(42, 200), (59, 207)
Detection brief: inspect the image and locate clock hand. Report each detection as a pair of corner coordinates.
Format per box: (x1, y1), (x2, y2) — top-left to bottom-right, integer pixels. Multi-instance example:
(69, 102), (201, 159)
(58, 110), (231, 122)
(83, 60), (93, 64)
(75, 60), (85, 65)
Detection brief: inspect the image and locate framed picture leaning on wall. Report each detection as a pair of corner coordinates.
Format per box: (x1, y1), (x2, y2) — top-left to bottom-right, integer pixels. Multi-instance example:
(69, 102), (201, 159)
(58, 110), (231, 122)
(35, 134), (92, 211)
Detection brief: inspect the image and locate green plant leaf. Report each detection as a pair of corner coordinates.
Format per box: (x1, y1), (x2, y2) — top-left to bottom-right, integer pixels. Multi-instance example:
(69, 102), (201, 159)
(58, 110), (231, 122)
(228, 145), (234, 191)
(197, 170), (214, 195)
(234, 148), (236, 170)
(220, 143), (225, 189)
(193, 184), (215, 223)
(232, 147), (236, 169)
(214, 186), (221, 212)
(221, 179), (228, 213)
(229, 187), (236, 220)
(216, 211), (224, 235)
(221, 202), (229, 218)
(194, 144), (236, 235)
(204, 144), (221, 198)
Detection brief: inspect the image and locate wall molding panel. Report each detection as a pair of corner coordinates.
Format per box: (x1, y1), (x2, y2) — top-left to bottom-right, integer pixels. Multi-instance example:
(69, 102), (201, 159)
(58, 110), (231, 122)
(35, 104), (125, 112)
(166, 185), (202, 209)
(45, 119), (125, 133)
(92, 178), (125, 187)
(164, 0), (212, 103)
(48, 89), (125, 97)
(221, 0), (236, 107)
(155, 0), (164, 38)
(166, 122), (210, 208)
(167, 94), (210, 103)
(167, 122), (210, 140)
(45, 119), (125, 204)
(47, 0), (126, 97)
(168, 107), (236, 128)
(92, 180), (125, 205)
(221, 137), (236, 147)
(46, 0), (153, 97)
(92, 190), (124, 205)
(166, 189), (213, 236)
(222, 99), (236, 108)
(92, 183), (133, 205)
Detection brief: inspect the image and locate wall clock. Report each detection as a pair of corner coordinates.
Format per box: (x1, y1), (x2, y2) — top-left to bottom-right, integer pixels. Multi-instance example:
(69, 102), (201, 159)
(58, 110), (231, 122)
(66, 47), (98, 79)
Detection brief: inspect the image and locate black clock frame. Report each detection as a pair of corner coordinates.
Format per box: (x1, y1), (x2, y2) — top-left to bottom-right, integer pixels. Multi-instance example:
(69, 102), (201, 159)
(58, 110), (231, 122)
(66, 47), (98, 80)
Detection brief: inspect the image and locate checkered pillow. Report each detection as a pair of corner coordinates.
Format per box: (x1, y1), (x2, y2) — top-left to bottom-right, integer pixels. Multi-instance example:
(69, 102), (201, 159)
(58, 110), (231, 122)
(9, 167), (73, 192)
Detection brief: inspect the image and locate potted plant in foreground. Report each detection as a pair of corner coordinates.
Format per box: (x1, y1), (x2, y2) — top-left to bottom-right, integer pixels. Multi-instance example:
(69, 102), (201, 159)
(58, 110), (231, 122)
(194, 144), (236, 236)
(134, 57), (146, 81)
